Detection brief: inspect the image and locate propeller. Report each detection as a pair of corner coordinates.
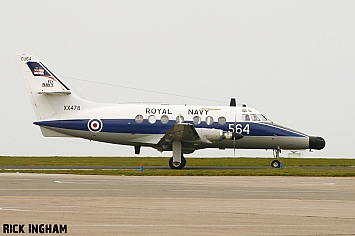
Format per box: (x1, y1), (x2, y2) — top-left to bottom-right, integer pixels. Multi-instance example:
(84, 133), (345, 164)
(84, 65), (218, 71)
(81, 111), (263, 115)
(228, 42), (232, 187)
(230, 98), (237, 157)
(233, 118), (236, 157)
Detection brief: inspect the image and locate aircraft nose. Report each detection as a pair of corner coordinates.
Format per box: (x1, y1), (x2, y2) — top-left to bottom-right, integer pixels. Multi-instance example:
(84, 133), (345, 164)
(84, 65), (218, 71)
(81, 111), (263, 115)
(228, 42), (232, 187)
(309, 136), (326, 150)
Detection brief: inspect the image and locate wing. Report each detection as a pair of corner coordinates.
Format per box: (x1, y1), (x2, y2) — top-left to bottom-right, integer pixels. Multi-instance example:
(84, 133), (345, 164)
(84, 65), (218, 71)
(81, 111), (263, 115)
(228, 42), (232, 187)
(129, 124), (200, 149)
(160, 123), (200, 143)
(156, 123), (201, 152)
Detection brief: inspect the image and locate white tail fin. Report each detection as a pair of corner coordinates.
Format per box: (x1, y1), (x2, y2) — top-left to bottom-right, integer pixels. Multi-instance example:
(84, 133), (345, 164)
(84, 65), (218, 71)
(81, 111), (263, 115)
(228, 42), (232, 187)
(16, 55), (86, 120)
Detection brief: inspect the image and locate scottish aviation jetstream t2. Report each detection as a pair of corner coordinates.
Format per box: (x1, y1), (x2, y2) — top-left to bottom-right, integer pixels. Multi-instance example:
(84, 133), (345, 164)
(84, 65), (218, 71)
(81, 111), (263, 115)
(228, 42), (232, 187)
(17, 55), (325, 169)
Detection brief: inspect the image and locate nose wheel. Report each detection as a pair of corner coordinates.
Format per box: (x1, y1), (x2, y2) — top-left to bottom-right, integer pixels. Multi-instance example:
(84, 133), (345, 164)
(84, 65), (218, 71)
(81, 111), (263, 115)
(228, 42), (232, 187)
(271, 147), (281, 168)
(271, 160), (281, 168)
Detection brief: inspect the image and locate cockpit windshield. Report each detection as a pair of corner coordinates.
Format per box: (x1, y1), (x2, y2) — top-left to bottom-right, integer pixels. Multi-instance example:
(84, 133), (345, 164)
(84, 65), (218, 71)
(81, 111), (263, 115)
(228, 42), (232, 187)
(242, 114), (250, 121)
(258, 114), (268, 121)
(250, 114), (260, 121)
(242, 113), (272, 122)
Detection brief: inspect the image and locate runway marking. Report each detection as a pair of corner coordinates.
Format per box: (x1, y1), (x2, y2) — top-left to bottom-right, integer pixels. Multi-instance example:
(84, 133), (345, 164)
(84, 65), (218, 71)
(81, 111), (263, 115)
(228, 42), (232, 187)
(230, 190), (328, 193)
(294, 182), (335, 186)
(170, 190), (209, 192)
(0, 207), (78, 213)
(54, 180), (119, 185)
(0, 207), (30, 212)
(55, 180), (76, 184)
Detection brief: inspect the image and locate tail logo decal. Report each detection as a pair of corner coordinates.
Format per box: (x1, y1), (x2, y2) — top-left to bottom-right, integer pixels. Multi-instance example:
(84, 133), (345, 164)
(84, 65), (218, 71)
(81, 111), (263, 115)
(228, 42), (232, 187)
(25, 61), (70, 92)
(88, 119), (103, 133)
(27, 62), (51, 77)
(42, 80), (54, 87)
(34, 68), (45, 75)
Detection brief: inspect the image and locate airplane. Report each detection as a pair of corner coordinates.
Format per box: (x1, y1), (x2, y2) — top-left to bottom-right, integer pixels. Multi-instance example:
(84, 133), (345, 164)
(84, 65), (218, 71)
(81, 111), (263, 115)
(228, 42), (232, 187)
(16, 55), (326, 169)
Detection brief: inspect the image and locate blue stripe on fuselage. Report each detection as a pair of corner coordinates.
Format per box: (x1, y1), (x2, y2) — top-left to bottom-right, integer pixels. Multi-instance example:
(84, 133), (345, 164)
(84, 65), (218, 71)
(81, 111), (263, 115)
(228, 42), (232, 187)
(34, 119), (306, 137)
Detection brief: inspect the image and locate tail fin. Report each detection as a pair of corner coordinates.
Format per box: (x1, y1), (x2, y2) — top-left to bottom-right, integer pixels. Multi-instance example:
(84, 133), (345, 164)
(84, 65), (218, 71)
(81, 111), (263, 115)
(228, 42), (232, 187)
(16, 55), (83, 120)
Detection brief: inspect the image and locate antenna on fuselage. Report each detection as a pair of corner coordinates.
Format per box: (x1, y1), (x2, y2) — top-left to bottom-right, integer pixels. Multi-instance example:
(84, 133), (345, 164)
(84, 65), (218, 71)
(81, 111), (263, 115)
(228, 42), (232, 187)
(230, 98), (236, 107)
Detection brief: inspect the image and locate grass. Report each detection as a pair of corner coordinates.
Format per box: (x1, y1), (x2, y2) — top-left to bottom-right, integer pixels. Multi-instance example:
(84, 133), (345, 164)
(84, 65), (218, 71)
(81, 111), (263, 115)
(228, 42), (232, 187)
(1, 156), (355, 166)
(1, 156), (355, 176)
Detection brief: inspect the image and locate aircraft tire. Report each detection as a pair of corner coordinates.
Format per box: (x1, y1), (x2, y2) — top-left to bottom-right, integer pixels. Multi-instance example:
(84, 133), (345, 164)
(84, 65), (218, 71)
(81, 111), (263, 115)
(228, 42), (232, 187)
(181, 157), (186, 168)
(271, 160), (280, 168)
(169, 156), (186, 169)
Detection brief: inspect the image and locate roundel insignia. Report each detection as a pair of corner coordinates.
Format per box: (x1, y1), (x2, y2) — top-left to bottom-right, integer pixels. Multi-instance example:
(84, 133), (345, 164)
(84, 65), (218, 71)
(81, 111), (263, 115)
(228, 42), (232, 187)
(88, 119), (103, 133)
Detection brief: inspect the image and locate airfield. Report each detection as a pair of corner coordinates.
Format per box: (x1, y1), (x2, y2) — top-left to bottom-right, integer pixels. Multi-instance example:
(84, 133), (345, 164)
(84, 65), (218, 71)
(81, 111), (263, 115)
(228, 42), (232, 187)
(1, 173), (355, 235)
(1, 157), (355, 235)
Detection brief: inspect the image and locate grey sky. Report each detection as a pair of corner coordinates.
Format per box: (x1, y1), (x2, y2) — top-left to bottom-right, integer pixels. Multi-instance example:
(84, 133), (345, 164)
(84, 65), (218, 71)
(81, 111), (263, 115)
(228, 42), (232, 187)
(1, 1), (354, 158)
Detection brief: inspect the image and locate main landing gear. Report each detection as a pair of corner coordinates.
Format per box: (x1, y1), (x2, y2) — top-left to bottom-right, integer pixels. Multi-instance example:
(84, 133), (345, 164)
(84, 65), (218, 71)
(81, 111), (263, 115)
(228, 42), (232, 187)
(169, 140), (187, 169)
(271, 147), (281, 168)
(169, 155), (186, 169)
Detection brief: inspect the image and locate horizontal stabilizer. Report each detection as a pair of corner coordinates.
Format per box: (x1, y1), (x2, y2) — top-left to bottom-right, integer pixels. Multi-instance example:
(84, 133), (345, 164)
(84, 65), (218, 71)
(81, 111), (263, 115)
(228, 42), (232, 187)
(40, 127), (72, 137)
(38, 91), (71, 95)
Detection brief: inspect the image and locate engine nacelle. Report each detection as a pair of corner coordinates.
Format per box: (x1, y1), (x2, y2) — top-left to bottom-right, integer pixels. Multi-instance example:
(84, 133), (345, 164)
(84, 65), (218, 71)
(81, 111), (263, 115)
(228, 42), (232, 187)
(195, 128), (235, 142)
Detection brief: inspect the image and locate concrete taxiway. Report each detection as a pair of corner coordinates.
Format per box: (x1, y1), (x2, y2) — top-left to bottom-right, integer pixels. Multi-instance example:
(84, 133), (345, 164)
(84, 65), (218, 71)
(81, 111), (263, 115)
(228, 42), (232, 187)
(1, 173), (354, 235)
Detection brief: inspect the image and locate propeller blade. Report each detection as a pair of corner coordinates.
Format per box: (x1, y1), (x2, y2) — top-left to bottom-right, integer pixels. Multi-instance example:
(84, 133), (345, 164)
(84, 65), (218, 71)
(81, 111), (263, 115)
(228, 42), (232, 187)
(230, 97), (238, 158)
(233, 109), (236, 158)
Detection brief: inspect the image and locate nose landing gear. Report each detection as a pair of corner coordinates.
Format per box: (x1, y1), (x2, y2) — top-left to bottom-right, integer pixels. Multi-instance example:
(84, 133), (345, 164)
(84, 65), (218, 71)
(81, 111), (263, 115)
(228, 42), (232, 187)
(271, 147), (281, 168)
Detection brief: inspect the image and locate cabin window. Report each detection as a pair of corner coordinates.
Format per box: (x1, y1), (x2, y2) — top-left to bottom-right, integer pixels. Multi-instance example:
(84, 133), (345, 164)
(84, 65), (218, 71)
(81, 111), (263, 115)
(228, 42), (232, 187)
(205, 116), (214, 125)
(193, 116), (201, 125)
(148, 115), (156, 124)
(135, 114), (144, 124)
(250, 114), (260, 121)
(242, 114), (250, 121)
(218, 116), (226, 125)
(161, 115), (169, 124)
(176, 115), (184, 123)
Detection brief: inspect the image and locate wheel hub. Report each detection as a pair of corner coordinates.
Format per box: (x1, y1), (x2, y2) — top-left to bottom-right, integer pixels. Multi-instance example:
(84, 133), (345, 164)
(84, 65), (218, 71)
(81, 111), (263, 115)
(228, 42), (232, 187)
(172, 161), (181, 167)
